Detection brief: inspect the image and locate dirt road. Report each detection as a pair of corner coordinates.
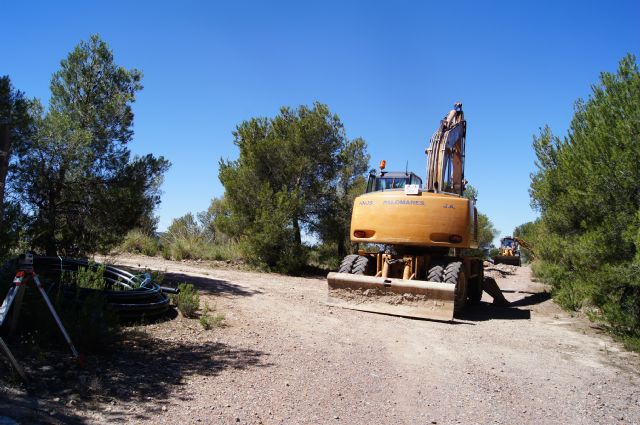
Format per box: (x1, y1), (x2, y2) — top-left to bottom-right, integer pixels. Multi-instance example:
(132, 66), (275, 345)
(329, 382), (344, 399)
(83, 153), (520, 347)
(92, 255), (639, 425)
(3, 254), (640, 424)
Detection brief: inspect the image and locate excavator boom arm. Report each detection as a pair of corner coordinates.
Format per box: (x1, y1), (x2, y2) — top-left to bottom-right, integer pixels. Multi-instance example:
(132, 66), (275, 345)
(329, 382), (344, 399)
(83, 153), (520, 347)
(425, 102), (466, 195)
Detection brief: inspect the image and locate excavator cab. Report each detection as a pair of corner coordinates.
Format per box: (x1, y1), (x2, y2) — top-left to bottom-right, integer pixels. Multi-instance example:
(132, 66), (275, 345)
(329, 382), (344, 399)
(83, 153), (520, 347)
(365, 170), (423, 193)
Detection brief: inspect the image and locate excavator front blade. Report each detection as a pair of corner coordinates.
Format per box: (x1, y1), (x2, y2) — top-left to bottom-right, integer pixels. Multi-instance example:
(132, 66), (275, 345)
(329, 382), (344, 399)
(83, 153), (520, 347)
(326, 272), (455, 322)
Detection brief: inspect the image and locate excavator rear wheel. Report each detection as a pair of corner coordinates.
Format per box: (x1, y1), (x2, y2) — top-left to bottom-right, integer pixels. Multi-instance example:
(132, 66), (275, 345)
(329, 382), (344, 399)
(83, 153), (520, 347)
(427, 264), (444, 282)
(352, 256), (369, 275)
(443, 261), (467, 314)
(338, 255), (359, 273)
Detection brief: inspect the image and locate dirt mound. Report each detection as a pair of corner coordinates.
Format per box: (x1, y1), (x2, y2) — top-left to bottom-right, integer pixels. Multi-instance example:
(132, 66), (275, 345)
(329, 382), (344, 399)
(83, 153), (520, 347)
(483, 261), (519, 279)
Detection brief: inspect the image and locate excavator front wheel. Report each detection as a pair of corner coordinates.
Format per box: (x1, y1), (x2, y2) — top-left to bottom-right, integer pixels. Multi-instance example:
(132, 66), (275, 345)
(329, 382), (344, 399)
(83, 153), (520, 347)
(443, 261), (467, 315)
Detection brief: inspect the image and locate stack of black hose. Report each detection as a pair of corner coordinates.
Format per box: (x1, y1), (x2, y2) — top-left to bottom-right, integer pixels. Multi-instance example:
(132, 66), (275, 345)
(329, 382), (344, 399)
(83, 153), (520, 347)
(33, 256), (176, 321)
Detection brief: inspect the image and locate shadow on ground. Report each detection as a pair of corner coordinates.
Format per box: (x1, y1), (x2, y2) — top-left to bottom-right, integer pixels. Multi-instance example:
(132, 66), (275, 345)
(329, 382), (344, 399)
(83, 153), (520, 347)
(0, 394), (86, 424)
(460, 303), (532, 321)
(93, 329), (271, 422)
(460, 291), (551, 321)
(161, 272), (261, 297)
(0, 327), (272, 424)
(509, 291), (552, 308)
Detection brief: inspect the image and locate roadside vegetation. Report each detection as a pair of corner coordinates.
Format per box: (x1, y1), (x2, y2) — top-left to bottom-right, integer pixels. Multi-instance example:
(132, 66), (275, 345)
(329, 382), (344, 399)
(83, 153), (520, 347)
(517, 54), (640, 350)
(118, 103), (370, 273)
(0, 35), (169, 260)
(119, 229), (160, 257)
(0, 35), (172, 358)
(171, 283), (225, 329)
(119, 202), (243, 262)
(463, 184), (499, 258)
(199, 301), (225, 330)
(217, 103), (371, 274)
(173, 283), (200, 318)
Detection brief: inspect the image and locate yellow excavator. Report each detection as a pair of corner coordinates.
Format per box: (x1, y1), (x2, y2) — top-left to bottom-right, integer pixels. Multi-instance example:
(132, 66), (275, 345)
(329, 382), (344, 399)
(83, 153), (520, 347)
(493, 236), (534, 266)
(327, 103), (484, 321)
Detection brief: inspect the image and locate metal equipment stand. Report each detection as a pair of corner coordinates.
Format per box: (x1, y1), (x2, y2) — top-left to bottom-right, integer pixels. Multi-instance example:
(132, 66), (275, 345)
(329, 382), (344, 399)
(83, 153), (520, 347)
(0, 253), (81, 380)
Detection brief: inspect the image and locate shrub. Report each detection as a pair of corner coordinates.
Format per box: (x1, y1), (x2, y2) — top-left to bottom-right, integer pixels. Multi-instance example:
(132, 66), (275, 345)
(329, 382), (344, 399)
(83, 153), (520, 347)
(173, 282), (200, 318)
(159, 213), (243, 262)
(308, 242), (341, 270)
(68, 263), (108, 290)
(161, 233), (242, 262)
(120, 229), (159, 256)
(199, 302), (225, 330)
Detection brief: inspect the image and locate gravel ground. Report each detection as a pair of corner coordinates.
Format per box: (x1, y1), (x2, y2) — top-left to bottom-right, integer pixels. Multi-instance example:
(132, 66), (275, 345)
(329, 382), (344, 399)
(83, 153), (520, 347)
(1, 254), (639, 424)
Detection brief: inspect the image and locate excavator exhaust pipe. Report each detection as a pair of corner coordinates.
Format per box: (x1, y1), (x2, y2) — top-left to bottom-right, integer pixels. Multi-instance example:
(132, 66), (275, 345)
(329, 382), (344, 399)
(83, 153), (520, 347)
(326, 272), (455, 322)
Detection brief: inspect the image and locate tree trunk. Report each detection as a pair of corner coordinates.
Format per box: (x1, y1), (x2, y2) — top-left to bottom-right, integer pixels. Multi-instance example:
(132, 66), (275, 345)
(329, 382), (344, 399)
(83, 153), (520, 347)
(45, 201), (58, 256)
(0, 123), (10, 232)
(44, 175), (61, 256)
(293, 218), (302, 246)
(337, 234), (346, 259)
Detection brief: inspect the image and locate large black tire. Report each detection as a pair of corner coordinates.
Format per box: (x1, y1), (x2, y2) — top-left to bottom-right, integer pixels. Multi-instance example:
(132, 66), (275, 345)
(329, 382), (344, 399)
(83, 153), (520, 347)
(467, 276), (483, 303)
(427, 264), (444, 282)
(338, 254), (359, 273)
(467, 260), (484, 303)
(443, 261), (467, 315)
(351, 256), (369, 274)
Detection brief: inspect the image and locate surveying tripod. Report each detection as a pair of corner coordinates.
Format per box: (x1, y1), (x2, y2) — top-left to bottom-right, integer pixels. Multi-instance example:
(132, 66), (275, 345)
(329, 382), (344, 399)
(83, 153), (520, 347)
(0, 253), (81, 380)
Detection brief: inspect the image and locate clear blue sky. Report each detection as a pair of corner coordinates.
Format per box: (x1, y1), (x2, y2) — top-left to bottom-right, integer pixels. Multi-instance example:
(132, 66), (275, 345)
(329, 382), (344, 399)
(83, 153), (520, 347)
(3, 1), (639, 244)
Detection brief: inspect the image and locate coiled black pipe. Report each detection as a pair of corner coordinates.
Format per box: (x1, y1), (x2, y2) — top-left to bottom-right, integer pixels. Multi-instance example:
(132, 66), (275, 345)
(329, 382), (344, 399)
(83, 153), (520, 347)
(32, 256), (176, 320)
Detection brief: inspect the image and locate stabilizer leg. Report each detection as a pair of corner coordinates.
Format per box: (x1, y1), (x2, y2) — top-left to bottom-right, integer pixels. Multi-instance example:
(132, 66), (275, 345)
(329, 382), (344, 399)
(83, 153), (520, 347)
(32, 274), (80, 359)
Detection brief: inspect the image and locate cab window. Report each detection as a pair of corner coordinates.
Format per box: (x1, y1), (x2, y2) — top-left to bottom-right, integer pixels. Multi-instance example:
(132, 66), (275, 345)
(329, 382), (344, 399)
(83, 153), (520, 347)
(375, 177), (406, 191)
(409, 174), (422, 186)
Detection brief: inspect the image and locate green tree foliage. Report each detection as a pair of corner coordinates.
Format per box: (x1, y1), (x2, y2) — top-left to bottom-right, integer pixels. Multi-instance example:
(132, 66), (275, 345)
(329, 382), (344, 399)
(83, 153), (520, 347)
(0, 76), (34, 257)
(218, 103), (368, 273)
(167, 213), (203, 241)
(477, 213), (498, 250)
(530, 54), (640, 347)
(462, 185), (478, 203)
(9, 35), (169, 255)
(463, 184), (498, 255)
(314, 137), (370, 260)
(160, 206), (241, 262)
(162, 213), (209, 260)
(198, 196), (232, 243)
(513, 220), (540, 263)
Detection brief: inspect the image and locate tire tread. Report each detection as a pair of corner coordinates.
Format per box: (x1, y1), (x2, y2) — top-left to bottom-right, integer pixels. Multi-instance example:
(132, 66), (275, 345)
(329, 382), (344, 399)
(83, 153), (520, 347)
(338, 254), (358, 273)
(352, 256), (369, 274)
